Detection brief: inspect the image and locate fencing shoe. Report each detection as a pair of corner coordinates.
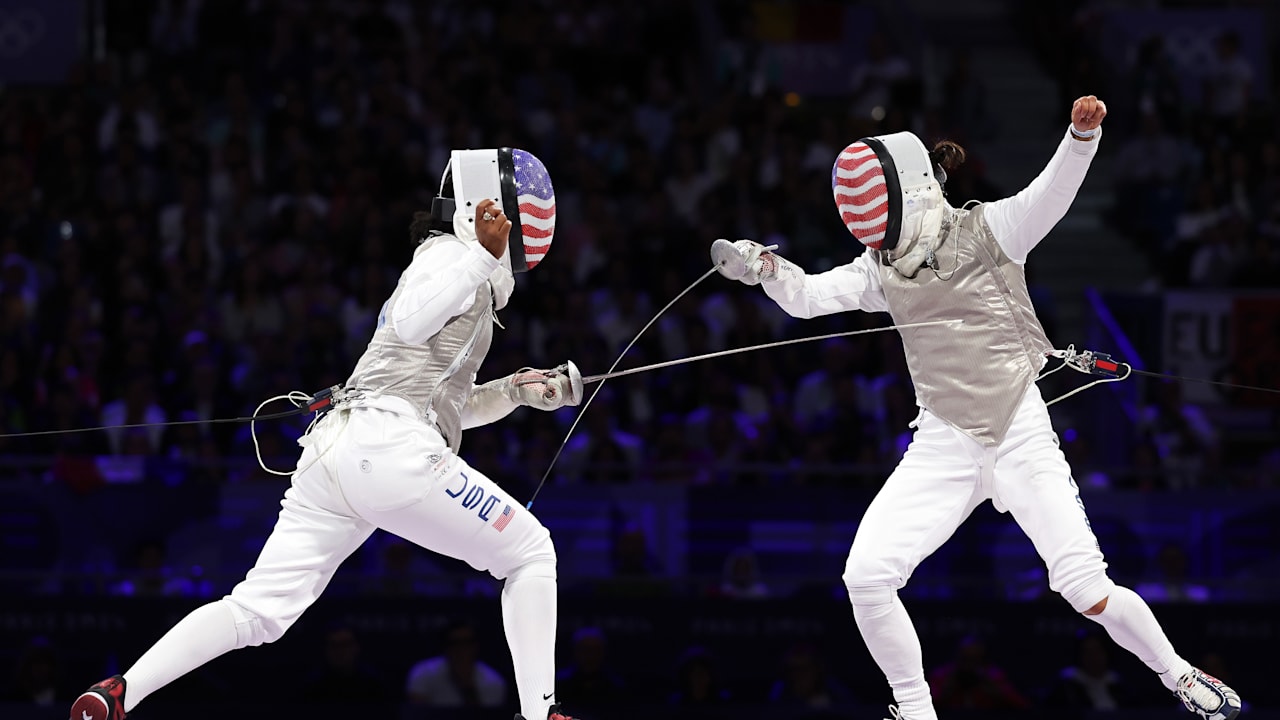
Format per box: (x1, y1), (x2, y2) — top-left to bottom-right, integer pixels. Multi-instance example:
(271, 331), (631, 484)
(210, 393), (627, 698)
(1176, 668), (1242, 720)
(516, 703), (577, 720)
(70, 675), (127, 720)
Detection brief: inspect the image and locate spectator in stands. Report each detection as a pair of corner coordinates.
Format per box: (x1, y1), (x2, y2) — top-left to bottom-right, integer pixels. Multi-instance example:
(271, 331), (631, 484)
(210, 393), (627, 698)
(1128, 35), (1182, 125)
(1, 637), (64, 707)
(1044, 629), (1137, 710)
(1188, 219), (1247, 288)
(609, 520), (654, 572)
(1111, 112), (1189, 250)
(555, 627), (628, 712)
(108, 537), (198, 598)
(928, 635), (1030, 711)
(669, 645), (732, 709)
(1136, 543), (1210, 604)
(405, 620), (508, 709)
(1135, 381), (1220, 490)
(298, 623), (393, 705)
(100, 374), (167, 456)
(848, 33), (914, 123)
(1203, 31), (1253, 122)
(768, 641), (854, 709)
(941, 48), (994, 141)
(717, 546), (770, 599)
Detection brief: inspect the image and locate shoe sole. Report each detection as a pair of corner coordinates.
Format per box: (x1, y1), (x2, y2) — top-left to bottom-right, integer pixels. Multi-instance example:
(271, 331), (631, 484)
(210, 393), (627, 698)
(70, 691), (113, 720)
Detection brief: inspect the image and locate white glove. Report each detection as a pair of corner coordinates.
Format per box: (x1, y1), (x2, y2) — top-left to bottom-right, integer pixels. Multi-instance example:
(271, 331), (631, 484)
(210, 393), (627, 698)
(506, 361), (583, 411)
(710, 238), (780, 286)
(461, 361), (583, 429)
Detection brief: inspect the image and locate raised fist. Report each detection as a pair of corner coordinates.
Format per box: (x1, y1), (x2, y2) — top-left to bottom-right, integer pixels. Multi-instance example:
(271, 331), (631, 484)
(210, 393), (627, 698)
(1071, 95), (1107, 134)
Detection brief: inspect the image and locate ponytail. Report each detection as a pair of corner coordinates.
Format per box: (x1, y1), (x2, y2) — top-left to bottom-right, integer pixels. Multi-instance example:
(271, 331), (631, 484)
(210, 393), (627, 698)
(408, 210), (435, 244)
(929, 140), (967, 173)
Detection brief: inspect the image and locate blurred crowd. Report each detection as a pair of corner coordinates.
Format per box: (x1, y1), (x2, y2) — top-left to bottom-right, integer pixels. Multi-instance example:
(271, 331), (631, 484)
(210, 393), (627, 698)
(0, 3), (1277, 497)
(1016, 0), (1280, 492)
(1021, 1), (1280, 289)
(0, 0), (944, 493)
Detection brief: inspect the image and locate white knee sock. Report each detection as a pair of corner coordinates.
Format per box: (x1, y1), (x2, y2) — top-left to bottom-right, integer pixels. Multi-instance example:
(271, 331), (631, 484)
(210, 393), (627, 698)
(122, 600), (240, 711)
(1085, 585), (1193, 691)
(851, 592), (937, 720)
(502, 571), (558, 720)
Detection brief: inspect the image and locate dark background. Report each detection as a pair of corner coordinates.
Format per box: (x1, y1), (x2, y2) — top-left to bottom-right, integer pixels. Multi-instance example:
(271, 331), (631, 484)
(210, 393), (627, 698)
(1, 0), (1278, 718)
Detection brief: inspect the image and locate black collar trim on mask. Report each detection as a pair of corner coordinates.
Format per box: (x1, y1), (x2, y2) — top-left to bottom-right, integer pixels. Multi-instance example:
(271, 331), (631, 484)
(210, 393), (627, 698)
(859, 136), (902, 253)
(497, 148), (528, 274)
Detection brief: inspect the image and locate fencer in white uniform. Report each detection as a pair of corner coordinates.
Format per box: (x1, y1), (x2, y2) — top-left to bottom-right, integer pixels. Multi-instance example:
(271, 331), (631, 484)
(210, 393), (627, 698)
(72, 148), (581, 720)
(713, 97), (1242, 720)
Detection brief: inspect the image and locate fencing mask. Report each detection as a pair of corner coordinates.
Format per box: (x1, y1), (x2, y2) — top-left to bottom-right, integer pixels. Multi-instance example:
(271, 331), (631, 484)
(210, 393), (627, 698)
(430, 147), (557, 273)
(832, 132), (946, 274)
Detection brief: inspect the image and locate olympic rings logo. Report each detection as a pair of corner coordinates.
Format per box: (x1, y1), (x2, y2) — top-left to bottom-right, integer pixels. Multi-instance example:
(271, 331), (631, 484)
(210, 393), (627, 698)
(0, 9), (46, 58)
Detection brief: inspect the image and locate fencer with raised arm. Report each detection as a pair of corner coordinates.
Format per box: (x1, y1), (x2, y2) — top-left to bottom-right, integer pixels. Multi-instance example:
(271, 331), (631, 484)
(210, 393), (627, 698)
(712, 96), (1242, 720)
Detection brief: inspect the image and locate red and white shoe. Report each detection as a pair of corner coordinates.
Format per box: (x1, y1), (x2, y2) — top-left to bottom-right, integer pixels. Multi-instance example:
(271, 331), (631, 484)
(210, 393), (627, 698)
(516, 703), (577, 720)
(69, 675), (127, 720)
(547, 705), (577, 720)
(1176, 668), (1242, 720)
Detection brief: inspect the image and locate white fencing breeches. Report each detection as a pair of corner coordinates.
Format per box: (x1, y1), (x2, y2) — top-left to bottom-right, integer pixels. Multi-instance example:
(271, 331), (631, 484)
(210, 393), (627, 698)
(844, 383), (1112, 610)
(841, 385), (1114, 719)
(226, 406), (555, 642)
(122, 405), (558, 716)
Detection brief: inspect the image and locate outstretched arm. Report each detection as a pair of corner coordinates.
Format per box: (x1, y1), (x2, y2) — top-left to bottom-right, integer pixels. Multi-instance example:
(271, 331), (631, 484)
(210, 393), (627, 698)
(761, 250), (889, 318)
(982, 95), (1107, 264)
(711, 239), (888, 318)
(461, 363), (583, 430)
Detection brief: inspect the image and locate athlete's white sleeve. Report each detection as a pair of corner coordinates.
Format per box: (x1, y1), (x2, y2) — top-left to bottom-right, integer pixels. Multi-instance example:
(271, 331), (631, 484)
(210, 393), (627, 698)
(982, 125), (1100, 264)
(460, 377), (519, 430)
(761, 248), (890, 318)
(391, 239), (500, 345)
(462, 365), (581, 430)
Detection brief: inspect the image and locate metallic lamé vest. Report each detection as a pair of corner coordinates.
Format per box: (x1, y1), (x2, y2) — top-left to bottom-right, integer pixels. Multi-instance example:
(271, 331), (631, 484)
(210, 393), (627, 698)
(876, 204), (1052, 446)
(344, 239), (494, 453)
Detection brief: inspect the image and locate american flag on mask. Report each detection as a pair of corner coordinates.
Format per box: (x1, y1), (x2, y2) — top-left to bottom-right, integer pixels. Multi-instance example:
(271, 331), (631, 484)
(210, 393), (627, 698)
(832, 142), (889, 249)
(493, 504), (514, 532)
(513, 149), (555, 270)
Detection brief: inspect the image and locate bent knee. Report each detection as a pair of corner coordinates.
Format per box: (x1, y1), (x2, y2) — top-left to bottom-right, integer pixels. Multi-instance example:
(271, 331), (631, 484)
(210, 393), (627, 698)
(1058, 572), (1116, 614)
(843, 552), (902, 608)
(502, 526), (557, 583)
(1082, 596), (1109, 616)
(224, 597), (290, 647)
(524, 523), (556, 566)
(845, 582), (898, 608)
(842, 551), (900, 597)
